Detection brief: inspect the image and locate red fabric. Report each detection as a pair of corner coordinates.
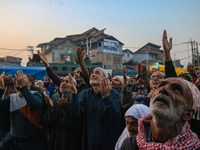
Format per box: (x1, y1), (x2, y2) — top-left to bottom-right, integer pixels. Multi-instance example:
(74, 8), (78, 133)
(136, 114), (200, 150)
(20, 106), (44, 130)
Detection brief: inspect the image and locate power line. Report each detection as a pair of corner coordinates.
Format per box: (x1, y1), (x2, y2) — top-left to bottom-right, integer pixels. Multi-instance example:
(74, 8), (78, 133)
(11, 50), (26, 57)
(0, 47), (27, 51)
(171, 49), (188, 54)
(178, 55), (192, 61)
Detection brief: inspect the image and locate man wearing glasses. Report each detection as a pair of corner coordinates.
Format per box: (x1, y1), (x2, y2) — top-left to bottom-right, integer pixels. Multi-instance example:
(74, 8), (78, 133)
(134, 71), (165, 107)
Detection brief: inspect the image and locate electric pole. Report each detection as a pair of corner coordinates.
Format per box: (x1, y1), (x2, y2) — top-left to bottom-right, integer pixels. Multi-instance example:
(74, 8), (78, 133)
(196, 41), (199, 67)
(191, 39), (194, 66)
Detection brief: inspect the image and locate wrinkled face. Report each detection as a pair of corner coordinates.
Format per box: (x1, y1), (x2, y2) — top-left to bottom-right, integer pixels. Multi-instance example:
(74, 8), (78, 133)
(125, 116), (138, 136)
(60, 76), (71, 93)
(111, 76), (122, 89)
(36, 82), (43, 88)
(149, 71), (165, 89)
(73, 69), (82, 81)
(150, 78), (193, 124)
(90, 68), (104, 86)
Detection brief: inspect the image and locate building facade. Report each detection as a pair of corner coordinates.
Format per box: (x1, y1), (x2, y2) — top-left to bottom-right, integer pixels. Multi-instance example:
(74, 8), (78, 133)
(122, 49), (134, 63)
(36, 27), (124, 73)
(0, 56), (22, 66)
(123, 43), (164, 72)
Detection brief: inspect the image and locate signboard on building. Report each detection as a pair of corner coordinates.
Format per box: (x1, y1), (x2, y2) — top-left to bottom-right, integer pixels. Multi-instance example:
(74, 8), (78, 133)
(103, 39), (119, 54)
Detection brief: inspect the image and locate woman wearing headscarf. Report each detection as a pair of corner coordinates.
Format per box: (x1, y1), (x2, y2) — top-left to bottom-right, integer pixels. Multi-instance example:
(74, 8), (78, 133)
(115, 104), (149, 150)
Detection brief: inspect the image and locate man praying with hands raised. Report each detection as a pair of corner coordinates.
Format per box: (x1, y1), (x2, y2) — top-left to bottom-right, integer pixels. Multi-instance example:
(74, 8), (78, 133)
(68, 67), (121, 150)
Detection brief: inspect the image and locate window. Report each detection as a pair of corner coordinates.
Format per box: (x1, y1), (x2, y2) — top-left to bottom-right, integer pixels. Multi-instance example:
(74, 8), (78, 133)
(52, 67), (58, 70)
(98, 42), (101, 47)
(106, 54), (111, 60)
(62, 67), (68, 71)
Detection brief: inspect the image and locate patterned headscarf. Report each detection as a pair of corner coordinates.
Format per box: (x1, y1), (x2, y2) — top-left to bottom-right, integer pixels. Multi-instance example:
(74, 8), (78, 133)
(115, 104), (149, 150)
(137, 114), (200, 149)
(177, 78), (200, 113)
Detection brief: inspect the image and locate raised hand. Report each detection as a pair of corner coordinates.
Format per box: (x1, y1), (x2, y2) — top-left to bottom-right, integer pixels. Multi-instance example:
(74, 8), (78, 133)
(0, 72), (5, 89)
(15, 70), (29, 88)
(100, 77), (111, 98)
(37, 50), (50, 68)
(141, 64), (148, 79)
(57, 97), (68, 107)
(67, 73), (77, 94)
(147, 88), (156, 99)
(137, 62), (142, 75)
(76, 47), (86, 63)
(4, 75), (16, 87)
(123, 66), (127, 87)
(162, 30), (172, 54)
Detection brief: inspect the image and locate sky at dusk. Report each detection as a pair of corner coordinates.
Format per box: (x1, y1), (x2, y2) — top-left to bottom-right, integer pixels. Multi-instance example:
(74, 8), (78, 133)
(0, 0), (200, 66)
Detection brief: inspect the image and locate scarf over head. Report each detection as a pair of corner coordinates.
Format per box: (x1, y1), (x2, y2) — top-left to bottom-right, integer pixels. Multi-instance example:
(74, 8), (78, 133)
(115, 104), (149, 150)
(177, 78), (200, 120)
(136, 114), (200, 150)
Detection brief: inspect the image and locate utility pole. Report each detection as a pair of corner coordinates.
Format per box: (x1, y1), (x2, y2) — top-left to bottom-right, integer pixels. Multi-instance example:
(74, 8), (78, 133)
(86, 37), (89, 55)
(196, 41), (199, 67)
(27, 46), (34, 58)
(174, 54), (176, 67)
(191, 39), (194, 66)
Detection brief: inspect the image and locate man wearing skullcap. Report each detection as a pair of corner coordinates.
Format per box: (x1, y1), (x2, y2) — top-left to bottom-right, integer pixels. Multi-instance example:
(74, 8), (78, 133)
(69, 67), (121, 150)
(111, 76), (124, 93)
(129, 78), (200, 149)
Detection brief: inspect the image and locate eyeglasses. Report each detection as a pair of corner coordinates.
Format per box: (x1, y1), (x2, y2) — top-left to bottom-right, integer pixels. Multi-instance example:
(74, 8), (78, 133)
(150, 75), (164, 80)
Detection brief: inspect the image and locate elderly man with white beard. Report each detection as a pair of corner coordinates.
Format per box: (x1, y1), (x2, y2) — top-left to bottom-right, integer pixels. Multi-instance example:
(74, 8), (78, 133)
(43, 75), (83, 150)
(121, 77), (200, 150)
(69, 67), (121, 150)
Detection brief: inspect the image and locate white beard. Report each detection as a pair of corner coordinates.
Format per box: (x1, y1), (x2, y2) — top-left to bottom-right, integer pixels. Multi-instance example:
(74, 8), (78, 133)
(60, 88), (71, 94)
(150, 94), (186, 126)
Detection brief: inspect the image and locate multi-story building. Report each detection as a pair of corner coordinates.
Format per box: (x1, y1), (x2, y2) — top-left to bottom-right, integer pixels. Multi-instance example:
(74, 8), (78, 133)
(123, 42), (164, 73)
(122, 49), (134, 64)
(0, 56), (22, 66)
(36, 27), (124, 73)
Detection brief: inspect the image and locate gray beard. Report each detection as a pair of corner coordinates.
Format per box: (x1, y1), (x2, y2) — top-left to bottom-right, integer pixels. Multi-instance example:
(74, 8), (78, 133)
(150, 94), (186, 127)
(60, 88), (71, 94)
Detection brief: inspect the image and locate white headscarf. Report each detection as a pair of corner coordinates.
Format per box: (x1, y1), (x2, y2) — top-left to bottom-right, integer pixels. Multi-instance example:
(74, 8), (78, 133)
(115, 104), (149, 150)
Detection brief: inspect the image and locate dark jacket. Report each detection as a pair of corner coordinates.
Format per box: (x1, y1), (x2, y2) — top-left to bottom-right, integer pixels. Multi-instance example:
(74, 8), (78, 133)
(70, 88), (121, 150)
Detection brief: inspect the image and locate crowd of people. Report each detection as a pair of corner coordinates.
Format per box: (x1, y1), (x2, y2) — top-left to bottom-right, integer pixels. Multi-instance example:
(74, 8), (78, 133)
(0, 30), (200, 150)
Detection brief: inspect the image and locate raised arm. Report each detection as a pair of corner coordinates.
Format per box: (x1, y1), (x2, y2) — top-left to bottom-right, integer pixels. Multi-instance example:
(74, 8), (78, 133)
(121, 66), (133, 110)
(100, 77), (121, 122)
(15, 71), (43, 109)
(37, 50), (61, 86)
(162, 30), (177, 78)
(141, 64), (150, 92)
(76, 48), (90, 86)
(68, 73), (85, 118)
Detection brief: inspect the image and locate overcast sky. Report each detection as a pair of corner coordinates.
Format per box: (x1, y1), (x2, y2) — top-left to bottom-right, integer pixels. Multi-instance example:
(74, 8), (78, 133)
(1, 0), (200, 66)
